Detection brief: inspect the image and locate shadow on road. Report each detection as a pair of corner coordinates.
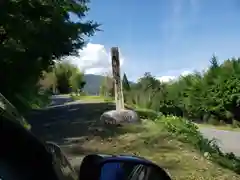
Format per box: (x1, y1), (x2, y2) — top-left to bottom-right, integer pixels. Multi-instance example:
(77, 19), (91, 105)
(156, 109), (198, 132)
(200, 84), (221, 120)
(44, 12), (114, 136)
(26, 102), (126, 147)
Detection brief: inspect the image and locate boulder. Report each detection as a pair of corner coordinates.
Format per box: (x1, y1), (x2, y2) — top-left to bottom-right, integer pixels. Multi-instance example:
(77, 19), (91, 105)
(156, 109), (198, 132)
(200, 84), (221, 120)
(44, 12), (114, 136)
(100, 109), (140, 125)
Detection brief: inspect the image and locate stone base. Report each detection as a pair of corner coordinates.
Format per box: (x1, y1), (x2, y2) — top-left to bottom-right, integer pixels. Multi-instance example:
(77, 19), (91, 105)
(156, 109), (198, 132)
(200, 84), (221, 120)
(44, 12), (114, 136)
(100, 109), (140, 125)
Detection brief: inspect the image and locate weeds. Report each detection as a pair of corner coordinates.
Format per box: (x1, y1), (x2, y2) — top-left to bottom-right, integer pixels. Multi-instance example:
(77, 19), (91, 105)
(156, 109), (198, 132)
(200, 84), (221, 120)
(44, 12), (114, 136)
(135, 108), (240, 174)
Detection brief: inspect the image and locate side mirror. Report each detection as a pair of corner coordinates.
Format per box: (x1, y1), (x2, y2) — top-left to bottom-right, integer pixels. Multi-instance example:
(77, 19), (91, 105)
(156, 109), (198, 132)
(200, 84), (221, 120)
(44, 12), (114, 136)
(79, 154), (172, 180)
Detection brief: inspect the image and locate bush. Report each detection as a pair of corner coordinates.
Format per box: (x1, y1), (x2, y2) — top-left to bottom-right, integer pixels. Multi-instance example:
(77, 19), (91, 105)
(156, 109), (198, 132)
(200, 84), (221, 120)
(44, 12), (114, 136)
(232, 120), (240, 128)
(208, 116), (219, 125)
(135, 108), (162, 120)
(104, 97), (114, 103)
(157, 115), (240, 174)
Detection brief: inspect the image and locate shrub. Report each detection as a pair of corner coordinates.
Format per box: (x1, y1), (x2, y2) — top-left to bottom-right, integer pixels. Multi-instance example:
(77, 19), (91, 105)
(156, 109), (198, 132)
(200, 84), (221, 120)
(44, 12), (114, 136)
(232, 120), (240, 128)
(208, 116), (219, 125)
(135, 108), (162, 120)
(157, 115), (240, 174)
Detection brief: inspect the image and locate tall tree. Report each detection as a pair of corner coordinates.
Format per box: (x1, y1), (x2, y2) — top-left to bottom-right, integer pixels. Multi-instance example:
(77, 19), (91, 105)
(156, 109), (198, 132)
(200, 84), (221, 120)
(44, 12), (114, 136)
(210, 55), (219, 69)
(1, 0), (99, 111)
(124, 57), (240, 124)
(100, 72), (114, 97)
(122, 73), (131, 91)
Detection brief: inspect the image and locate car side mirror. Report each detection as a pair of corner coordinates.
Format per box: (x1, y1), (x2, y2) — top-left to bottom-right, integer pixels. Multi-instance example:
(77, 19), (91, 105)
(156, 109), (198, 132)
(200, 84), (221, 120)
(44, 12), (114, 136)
(78, 154), (172, 180)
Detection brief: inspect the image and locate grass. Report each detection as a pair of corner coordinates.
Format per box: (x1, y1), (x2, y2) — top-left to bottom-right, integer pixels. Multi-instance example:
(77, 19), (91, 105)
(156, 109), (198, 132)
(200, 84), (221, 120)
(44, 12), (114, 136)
(65, 120), (240, 180)
(197, 123), (240, 132)
(71, 95), (114, 103)
(60, 99), (240, 179)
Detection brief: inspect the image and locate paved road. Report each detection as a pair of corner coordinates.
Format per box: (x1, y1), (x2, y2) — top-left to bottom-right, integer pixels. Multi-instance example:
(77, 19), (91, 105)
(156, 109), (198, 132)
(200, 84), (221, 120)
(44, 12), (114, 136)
(199, 127), (240, 156)
(26, 95), (115, 170)
(49, 94), (74, 106)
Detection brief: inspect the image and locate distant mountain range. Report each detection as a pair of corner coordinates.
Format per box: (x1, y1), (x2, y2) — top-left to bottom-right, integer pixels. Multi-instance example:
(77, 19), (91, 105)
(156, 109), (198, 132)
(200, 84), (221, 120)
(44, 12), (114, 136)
(83, 74), (134, 95)
(83, 74), (105, 95)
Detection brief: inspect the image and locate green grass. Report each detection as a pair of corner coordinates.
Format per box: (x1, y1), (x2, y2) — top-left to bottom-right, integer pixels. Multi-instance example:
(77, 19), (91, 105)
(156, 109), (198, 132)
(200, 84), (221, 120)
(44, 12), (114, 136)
(71, 95), (114, 103)
(62, 101), (240, 178)
(69, 120), (240, 180)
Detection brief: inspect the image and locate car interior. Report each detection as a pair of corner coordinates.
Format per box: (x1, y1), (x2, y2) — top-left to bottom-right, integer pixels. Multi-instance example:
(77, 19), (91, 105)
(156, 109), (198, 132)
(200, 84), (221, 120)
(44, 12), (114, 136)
(0, 115), (59, 180)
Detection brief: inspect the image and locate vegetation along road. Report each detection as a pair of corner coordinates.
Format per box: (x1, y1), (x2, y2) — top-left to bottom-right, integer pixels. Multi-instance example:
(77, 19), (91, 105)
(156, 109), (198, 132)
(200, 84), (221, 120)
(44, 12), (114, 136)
(27, 95), (240, 167)
(199, 127), (240, 156)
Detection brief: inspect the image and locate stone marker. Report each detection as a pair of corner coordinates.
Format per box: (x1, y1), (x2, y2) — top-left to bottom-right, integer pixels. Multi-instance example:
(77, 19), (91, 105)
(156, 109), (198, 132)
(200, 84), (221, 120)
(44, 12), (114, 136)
(100, 47), (139, 125)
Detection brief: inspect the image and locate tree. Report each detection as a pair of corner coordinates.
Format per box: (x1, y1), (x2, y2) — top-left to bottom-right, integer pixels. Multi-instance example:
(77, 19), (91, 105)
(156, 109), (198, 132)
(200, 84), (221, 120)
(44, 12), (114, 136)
(100, 72), (114, 97)
(1, 0), (99, 112)
(210, 55), (219, 69)
(124, 57), (240, 125)
(69, 70), (85, 95)
(42, 61), (85, 94)
(122, 73), (131, 91)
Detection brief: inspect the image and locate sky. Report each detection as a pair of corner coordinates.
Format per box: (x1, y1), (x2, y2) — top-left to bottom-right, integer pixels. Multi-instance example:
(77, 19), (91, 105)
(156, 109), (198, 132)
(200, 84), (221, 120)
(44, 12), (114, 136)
(68, 0), (240, 82)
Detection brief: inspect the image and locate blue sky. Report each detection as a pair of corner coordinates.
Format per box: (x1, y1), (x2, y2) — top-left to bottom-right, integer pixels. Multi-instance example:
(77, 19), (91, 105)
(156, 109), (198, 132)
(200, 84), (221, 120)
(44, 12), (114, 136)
(70, 0), (240, 81)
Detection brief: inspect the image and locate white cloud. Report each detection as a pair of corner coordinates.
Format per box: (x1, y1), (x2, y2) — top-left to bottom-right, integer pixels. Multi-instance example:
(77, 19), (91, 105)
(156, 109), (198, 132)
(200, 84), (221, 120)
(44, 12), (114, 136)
(157, 70), (193, 83)
(180, 70), (192, 76)
(66, 43), (124, 75)
(157, 76), (176, 83)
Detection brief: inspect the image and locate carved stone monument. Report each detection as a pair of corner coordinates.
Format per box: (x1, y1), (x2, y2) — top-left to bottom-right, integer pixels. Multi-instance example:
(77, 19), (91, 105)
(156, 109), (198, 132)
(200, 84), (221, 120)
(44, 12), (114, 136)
(111, 47), (124, 111)
(100, 47), (139, 125)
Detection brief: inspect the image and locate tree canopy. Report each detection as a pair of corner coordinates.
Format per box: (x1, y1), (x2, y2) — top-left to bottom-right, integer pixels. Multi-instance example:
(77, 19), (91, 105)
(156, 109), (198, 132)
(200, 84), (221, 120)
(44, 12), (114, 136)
(124, 56), (240, 125)
(1, 0), (99, 112)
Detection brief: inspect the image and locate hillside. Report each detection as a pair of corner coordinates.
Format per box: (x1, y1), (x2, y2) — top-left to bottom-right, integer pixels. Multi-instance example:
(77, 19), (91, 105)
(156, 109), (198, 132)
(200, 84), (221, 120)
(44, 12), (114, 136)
(83, 74), (134, 95)
(83, 74), (105, 95)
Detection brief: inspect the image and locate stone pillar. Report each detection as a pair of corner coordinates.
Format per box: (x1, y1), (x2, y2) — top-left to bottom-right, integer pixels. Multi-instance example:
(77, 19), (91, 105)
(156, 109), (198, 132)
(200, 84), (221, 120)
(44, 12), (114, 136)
(111, 47), (124, 111)
(100, 47), (139, 125)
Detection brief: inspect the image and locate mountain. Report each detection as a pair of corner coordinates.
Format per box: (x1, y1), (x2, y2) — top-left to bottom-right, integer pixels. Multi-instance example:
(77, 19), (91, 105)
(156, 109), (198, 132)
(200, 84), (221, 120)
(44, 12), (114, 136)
(83, 74), (135, 95)
(83, 74), (105, 95)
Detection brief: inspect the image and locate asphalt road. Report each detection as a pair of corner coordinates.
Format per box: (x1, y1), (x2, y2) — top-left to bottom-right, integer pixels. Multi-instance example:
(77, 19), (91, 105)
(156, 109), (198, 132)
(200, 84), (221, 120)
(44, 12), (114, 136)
(199, 127), (240, 156)
(26, 95), (116, 169)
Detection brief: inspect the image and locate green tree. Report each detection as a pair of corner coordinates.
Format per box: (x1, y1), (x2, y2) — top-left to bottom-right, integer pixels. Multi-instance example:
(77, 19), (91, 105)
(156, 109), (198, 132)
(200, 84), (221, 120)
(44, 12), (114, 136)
(125, 57), (240, 125)
(122, 73), (131, 91)
(100, 72), (114, 97)
(69, 70), (85, 95)
(1, 0), (99, 112)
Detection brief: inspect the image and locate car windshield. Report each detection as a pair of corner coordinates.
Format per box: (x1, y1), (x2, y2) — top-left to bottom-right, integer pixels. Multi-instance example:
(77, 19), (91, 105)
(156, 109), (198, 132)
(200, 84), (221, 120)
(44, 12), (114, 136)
(2, 1), (240, 179)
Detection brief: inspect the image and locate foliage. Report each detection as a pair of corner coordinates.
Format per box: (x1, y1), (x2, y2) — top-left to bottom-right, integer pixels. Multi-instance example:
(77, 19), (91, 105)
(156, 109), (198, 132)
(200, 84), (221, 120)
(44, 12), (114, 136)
(125, 57), (240, 125)
(124, 72), (162, 111)
(135, 107), (240, 174)
(122, 73), (131, 91)
(1, 0), (98, 112)
(158, 116), (240, 174)
(134, 108), (162, 120)
(99, 72), (114, 97)
(41, 61), (85, 94)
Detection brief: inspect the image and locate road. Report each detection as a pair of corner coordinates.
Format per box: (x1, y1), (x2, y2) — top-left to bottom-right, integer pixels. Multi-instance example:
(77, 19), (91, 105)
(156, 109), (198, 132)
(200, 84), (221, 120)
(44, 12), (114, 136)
(199, 127), (240, 156)
(26, 95), (116, 169)
(27, 95), (240, 168)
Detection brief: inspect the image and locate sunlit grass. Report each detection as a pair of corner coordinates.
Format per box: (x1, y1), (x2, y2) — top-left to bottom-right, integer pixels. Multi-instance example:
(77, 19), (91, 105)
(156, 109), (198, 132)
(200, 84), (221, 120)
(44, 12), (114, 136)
(68, 120), (240, 180)
(71, 95), (114, 103)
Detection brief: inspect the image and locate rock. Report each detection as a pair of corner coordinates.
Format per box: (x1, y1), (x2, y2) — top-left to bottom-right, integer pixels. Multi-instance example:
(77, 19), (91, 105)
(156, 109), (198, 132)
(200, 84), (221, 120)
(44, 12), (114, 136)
(100, 109), (140, 125)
